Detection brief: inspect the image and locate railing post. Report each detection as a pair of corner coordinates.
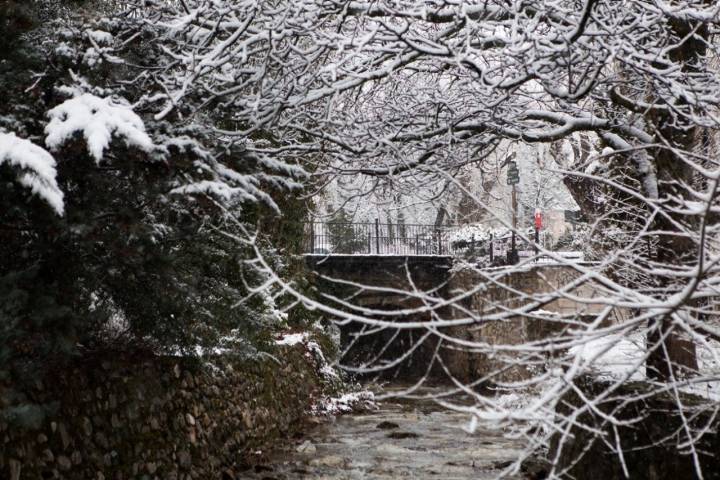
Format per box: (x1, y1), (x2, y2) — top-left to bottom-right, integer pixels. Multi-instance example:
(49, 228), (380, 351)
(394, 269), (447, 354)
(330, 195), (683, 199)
(415, 233), (419, 255)
(489, 233), (494, 264)
(436, 229), (441, 255)
(367, 228), (371, 254)
(375, 218), (380, 254)
(309, 220), (315, 253)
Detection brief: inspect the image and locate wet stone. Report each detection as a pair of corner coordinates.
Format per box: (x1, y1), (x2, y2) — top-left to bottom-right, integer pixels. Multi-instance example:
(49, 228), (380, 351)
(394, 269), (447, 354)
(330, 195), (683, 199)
(295, 440), (316, 454)
(376, 421), (399, 430)
(385, 431), (419, 439)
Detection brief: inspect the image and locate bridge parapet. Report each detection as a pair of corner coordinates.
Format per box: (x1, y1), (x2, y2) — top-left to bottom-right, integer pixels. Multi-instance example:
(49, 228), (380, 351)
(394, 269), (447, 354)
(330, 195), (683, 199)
(303, 220), (574, 265)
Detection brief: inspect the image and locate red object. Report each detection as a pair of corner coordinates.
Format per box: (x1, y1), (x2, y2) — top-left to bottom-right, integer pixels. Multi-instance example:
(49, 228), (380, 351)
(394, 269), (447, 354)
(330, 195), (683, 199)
(534, 210), (542, 229)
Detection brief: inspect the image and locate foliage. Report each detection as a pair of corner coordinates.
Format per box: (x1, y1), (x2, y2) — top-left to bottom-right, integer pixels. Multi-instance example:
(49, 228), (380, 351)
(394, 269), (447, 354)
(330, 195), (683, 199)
(553, 222), (592, 256)
(326, 208), (367, 254)
(0, 1), (317, 426)
(122, 1), (720, 476)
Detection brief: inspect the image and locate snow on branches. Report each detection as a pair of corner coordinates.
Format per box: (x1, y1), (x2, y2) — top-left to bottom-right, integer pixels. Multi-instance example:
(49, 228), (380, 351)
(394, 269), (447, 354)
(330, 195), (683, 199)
(45, 94), (154, 163)
(0, 132), (64, 215)
(131, 1), (720, 476)
(23, 2), (717, 476)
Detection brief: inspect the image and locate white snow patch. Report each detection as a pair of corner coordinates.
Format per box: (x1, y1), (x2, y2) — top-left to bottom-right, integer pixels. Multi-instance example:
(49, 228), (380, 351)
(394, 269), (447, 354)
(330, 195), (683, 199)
(584, 159), (601, 175)
(0, 132), (64, 215)
(86, 30), (114, 45)
(82, 48), (102, 68)
(568, 334), (720, 400)
(681, 200), (707, 215)
(312, 391), (377, 415)
(170, 179), (259, 203)
(45, 94), (154, 163)
(449, 223), (507, 244)
(55, 42), (76, 58)
(275, 332), (309, 346)
(306, 340), (341, 383)
(494, 392), (533, 410)
(569, 334), (645, 380)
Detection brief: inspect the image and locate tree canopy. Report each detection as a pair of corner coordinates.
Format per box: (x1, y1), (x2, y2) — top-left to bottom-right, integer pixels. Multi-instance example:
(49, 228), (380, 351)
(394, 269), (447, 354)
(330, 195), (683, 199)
(2, 1), (720, 476)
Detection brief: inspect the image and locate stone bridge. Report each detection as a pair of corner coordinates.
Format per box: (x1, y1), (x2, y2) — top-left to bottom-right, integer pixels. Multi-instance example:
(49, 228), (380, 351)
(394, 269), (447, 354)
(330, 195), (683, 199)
(305, 252), (620, 382)
(304, 254), (454, 308)
(305, 254), (610, 318)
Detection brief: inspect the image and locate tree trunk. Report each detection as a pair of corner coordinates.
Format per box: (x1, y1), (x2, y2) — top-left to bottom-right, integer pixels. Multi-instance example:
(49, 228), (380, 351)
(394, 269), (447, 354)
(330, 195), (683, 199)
(644, 10), (711, 380)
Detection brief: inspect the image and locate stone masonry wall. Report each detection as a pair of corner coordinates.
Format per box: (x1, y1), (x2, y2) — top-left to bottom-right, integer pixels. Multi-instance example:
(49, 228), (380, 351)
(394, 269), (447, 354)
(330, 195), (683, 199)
(440, 265), (620, 384)
(0, 344), (323, 480)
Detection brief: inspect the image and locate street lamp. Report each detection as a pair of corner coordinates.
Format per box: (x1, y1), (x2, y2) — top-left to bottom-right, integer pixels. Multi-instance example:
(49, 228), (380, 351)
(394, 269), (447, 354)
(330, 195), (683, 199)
(505, 159), (520, 265)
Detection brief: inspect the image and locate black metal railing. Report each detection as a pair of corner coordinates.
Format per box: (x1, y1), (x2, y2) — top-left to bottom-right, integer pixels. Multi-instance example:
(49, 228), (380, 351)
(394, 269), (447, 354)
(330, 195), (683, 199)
(304, 220), (458, 256)
(302, 220), (566, 265)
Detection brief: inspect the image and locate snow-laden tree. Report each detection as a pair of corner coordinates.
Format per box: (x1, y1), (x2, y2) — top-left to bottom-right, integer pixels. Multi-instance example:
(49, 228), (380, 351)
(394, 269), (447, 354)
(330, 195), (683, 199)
(3, 0), (717, 475)
(0, 0), (321, 429)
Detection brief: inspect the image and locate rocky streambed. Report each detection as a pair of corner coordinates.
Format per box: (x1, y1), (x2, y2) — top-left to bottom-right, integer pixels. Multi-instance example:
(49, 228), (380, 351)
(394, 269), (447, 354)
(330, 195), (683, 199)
(243, 385), (536, 479)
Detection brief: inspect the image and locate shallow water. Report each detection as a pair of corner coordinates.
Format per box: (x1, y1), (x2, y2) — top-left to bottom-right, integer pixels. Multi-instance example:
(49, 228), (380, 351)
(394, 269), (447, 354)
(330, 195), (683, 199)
(244, 386), (526, 479)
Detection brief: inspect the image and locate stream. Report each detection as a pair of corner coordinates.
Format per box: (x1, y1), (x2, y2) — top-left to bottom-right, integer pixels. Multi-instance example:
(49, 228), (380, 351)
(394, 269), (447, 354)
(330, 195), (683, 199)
(244, 386), (531, 479)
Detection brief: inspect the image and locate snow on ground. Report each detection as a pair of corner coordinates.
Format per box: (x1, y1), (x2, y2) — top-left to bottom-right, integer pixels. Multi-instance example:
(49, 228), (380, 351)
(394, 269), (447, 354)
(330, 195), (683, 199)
(570, 333), (720, 400)
(45, 93), (154, 162)
(569, 333), (646, 381)
(0, 132), (64, 215)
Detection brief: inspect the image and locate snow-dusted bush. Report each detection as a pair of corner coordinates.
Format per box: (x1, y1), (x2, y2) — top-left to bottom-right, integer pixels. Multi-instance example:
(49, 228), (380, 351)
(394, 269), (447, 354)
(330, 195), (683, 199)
(0, 3), (320, 422)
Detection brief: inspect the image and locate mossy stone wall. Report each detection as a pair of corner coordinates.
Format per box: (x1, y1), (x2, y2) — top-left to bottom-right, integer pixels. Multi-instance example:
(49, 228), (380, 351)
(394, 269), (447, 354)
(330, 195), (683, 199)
(0, 345), (321, 479)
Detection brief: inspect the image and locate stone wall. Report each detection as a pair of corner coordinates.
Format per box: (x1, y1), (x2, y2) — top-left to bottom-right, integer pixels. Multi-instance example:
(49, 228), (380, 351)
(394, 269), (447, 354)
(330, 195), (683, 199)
(440, 265), (623, 384)
(0, 344), (324, 479)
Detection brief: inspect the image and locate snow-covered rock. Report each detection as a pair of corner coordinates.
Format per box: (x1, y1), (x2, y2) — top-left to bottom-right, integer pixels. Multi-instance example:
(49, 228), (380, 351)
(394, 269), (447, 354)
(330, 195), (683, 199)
(312, 391), (377, 415)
